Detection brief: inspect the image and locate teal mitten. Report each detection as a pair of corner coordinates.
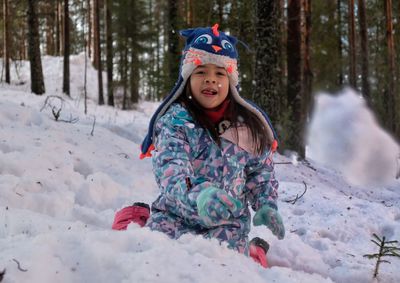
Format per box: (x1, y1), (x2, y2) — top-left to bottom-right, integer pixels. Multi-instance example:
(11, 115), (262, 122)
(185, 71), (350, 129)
(196, 187), (243, 226)
(253, 205), (285, 239)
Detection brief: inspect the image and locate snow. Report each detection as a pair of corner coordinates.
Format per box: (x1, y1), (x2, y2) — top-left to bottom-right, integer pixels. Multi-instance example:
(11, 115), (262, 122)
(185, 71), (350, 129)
(0, 54), (399, 283)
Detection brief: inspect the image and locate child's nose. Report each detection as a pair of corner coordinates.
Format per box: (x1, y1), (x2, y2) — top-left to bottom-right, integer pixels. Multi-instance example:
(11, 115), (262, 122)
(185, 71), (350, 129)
(204, 78), (217, 84)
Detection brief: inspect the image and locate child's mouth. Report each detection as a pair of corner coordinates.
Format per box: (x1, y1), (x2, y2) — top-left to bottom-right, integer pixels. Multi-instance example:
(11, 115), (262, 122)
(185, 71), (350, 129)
(201, 89), (218, 96)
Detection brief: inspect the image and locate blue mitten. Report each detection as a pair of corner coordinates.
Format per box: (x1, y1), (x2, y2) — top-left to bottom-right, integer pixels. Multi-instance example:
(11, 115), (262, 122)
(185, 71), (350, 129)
(196, 187), (243, 226)
(253, 205), (285, 239)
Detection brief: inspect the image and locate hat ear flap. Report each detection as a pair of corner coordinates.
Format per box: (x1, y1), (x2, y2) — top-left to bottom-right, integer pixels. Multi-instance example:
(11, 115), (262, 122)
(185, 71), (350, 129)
(226, 35), (238, 46)
(179, 29), (196, 38)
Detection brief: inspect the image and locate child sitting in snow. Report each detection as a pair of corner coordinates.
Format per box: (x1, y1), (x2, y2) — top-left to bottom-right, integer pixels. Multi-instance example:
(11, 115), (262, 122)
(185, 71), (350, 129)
(112, 24), (285, 267)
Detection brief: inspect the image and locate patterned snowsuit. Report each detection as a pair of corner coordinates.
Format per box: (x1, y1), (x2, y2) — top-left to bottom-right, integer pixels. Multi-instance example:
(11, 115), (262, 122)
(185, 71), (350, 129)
(146, 103), (279, 255)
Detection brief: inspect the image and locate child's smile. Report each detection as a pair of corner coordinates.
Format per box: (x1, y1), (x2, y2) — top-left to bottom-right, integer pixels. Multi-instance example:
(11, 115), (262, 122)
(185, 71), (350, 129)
(190, 64), (229, 109)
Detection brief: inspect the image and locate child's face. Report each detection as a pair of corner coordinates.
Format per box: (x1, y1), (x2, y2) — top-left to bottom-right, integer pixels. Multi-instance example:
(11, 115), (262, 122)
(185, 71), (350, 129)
(190, 64), (229, 109)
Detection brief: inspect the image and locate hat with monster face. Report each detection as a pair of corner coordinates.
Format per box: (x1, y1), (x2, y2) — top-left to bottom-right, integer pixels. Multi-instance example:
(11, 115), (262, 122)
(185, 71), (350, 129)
(140, 24), (277, 158)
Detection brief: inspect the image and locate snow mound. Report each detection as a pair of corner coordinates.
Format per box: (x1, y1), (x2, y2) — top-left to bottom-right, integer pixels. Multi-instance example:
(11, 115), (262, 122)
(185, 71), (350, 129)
(307, 88), (400, 187)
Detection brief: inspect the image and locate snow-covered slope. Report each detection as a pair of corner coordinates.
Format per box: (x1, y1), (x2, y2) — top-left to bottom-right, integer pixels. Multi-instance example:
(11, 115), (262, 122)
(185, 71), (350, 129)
(0, 55), (399, 283)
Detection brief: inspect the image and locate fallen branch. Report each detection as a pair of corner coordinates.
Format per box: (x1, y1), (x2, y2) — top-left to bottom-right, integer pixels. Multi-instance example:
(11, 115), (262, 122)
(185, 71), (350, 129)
(12, 259), (27, 272)
(90, 115), (96, 136)
(301, 159), (317, 171)
(284, 181), (308, 204)
(40, 95), (78, 123)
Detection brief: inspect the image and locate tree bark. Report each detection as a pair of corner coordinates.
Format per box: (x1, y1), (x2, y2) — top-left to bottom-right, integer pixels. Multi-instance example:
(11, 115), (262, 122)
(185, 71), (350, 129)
(253, 0), (282, 127)
(384, 0), (396, 132)
(358, 0), (370, 103)
(87, 0), (92, 59)
(55, 0), (61, 55)
(105, 0), (114, 106)
(302, 0), (313, 120)
(130, 50), (139, 104)
(348, 0), (356, 88)
(27, 0), (45, 95)
(337, 0), (343, 85)
(45, 1), (56, 55)
(167, 0), (180, 91)
(58, 0), (64, 56)
(92, 0), (99, 69)
(94, 0), (104, 104)
(287, 0), (304, 158)
(3, 0), (10, 83)
(186, 0), (193, 26)
(62, 0), (70, 96)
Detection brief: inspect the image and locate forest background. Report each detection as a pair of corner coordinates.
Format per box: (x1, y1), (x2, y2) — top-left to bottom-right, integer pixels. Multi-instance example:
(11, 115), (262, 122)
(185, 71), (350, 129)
(1, 0), (399, 158)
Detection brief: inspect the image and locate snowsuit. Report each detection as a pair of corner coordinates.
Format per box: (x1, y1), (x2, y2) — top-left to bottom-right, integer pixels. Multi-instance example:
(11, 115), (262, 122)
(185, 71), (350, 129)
(146, 103), (279, 255)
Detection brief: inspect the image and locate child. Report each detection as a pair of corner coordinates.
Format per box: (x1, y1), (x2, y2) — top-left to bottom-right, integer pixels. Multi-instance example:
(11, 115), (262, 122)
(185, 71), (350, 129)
(113, 24), (284, 266)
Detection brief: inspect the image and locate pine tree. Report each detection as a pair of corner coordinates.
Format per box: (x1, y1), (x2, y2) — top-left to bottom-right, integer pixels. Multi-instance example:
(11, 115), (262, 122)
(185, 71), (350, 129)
(62, 0), (70, 96)
(27, 0), (45, 95)
(3, 0), (11, 83)
(105, 0), (114, 106)
(286, 0), (304, 158)
(253, 0), (283, 128)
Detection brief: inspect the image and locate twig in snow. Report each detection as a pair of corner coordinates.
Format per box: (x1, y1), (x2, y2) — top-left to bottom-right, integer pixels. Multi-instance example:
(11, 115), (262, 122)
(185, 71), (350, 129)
(90, 115), (96, 136)
(12, 259), (27, 272)
(301, 159), (317, 171)
(41, 95), (78, 123)
(284, 181), (308, 204)
(275, 162), (293, 165)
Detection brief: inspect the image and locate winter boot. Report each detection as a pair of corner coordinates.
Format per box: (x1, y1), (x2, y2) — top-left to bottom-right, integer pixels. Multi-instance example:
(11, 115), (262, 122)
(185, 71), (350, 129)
(249, 237), (269, 268)
(112, 202), (150, 230)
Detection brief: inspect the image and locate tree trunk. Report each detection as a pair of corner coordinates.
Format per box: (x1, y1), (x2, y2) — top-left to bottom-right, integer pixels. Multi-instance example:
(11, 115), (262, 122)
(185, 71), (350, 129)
(130, 50), (139, 104)
(45, 1), (56, 55)
(348, 0), (356, 88)
(358, 0), (370, 103)
(337, 0), (343, 85)
(167, 0), (180, 91)
(122, 41), (128, 110)
(302, 0), (313, 120)
(92, 0), (99, 69)
(186, 0), (193, 26)
(55, 0), (61, 55)
(253, 0), (282, 128)
(287, 0), (304, 158)
(59, 0), (64, 56)
(105, 0), (114, 106)
(87, 0), (92, 59)
(27, 0), (45, 95)
(62, 0), (70, 96)
(94, 0), (104, 104)
(384, 0), (396, 133)
(3, 0), (10, 83)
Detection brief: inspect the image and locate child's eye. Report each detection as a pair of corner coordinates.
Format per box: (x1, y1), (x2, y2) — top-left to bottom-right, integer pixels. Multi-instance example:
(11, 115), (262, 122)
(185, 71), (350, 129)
(217, 72), (226, 76)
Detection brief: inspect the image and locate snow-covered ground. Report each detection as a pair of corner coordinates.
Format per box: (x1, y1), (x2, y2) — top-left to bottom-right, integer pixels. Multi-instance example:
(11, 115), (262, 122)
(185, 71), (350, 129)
(0, 55), (399, 283)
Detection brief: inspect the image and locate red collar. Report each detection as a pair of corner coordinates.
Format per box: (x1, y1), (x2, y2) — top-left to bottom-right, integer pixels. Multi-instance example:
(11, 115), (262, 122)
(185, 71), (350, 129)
(203, 99), (231, 124)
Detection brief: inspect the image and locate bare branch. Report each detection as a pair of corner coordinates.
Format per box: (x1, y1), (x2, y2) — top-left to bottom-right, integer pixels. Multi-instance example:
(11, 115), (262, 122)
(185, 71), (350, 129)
(283, 181), (308, 204)
(12, 259), (27, 272)
(90, 115), (96, 136)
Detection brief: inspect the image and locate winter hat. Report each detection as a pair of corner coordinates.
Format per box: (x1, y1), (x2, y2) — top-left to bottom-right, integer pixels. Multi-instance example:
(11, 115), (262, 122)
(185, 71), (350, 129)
(140, 24), (277, 159)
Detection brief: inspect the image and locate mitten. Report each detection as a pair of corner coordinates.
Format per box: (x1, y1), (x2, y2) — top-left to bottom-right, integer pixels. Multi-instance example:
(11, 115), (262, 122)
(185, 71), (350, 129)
(196, 187), (242, 226)
(253, 205), (285, 239)
(112, 202), (150, 230)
